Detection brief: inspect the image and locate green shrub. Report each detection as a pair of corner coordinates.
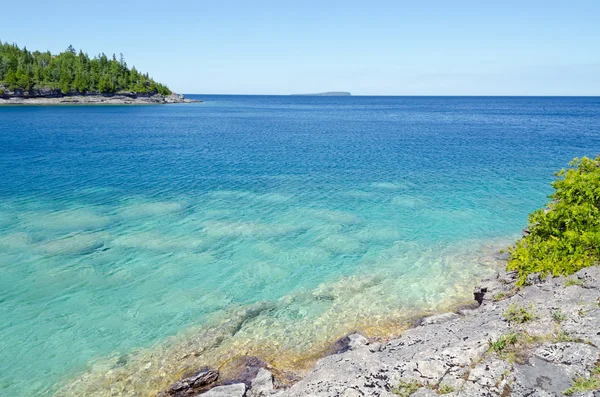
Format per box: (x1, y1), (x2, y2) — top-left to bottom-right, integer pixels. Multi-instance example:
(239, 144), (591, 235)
(493, 292), (506, 301)
(503, 304), (536, 324)
(508, 156), (600, 286)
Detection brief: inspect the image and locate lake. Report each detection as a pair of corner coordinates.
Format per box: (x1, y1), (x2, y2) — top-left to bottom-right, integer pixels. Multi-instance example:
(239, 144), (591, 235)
(1, 96), (599, 396)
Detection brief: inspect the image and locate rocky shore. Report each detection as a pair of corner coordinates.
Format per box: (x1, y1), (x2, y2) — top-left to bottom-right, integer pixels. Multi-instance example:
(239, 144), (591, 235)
(0, 87), (200, 105)
(160, 265), (600, 397)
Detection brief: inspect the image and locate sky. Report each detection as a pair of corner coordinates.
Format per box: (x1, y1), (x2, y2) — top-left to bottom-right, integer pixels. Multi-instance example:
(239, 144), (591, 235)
(1, 0), (599, 95)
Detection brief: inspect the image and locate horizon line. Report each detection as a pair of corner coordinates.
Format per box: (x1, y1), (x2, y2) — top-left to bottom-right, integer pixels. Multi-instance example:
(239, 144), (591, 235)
(181, 93), (600, 98)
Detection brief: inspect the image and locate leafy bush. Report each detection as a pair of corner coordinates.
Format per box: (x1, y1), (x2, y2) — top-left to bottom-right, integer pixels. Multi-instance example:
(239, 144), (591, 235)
(508, 156), (600, 286)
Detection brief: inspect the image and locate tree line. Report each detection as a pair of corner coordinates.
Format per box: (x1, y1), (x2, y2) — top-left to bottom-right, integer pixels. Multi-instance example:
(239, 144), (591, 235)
(0, 41), (172, 95)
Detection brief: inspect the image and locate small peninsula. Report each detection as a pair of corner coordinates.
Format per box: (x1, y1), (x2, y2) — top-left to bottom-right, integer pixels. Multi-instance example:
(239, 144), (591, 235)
(291, 92), (352, 96)
(0, 42), (196, 104)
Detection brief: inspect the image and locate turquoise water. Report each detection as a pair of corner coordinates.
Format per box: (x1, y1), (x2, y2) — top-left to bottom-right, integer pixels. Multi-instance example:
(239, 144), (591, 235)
(0, 96), (599, 396)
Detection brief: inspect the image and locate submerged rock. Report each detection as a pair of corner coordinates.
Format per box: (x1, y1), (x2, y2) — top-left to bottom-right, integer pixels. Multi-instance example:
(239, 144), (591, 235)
(218, 355), (269, 387)
(158, 368), (219, 397)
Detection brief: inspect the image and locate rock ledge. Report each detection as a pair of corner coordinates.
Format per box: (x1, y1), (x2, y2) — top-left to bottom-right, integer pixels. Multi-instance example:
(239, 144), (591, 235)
(168, 266), (600, 397)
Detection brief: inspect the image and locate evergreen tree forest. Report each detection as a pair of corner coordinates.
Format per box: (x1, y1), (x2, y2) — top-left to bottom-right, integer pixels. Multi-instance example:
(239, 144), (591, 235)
(0, 42), (172, 95)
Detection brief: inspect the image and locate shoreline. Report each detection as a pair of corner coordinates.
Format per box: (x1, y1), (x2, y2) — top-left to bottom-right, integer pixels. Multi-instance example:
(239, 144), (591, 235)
(52, 242), (511, 397)
(174, 264), (600, 397)
(0, 93), (202, 105)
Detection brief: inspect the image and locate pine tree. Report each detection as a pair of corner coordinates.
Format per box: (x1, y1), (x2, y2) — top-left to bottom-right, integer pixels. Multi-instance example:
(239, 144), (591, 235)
(0, 41), (172, 95)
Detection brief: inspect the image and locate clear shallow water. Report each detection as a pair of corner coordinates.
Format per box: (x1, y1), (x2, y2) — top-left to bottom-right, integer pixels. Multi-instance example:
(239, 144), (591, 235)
(0, 96), (599, 396)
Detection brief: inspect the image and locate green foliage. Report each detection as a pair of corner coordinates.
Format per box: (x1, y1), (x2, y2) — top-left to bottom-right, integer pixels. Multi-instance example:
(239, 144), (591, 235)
(391, 380), (422, 396)
(438, 384), (455, 394)
(503, 304), (536, 324)
(0, 42), (172, 95)
(508, 156), (600, 286)
(489, 333), (519, 353)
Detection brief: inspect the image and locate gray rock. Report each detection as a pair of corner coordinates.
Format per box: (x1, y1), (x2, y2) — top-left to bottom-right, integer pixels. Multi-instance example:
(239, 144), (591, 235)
(266, 266), (600, 397)
(161, 369), (219, 397)
(341, 387), (364, 397)
(347, 333), (369, 350)
(199, 383), (246, 397)
(248, 368), (274, 397)
(0, 87), (201, 105)
(418, 312), (459, 326)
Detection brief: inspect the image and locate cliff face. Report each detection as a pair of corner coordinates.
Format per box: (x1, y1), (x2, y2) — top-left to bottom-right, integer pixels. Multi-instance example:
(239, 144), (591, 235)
(0, 85), (194, 104)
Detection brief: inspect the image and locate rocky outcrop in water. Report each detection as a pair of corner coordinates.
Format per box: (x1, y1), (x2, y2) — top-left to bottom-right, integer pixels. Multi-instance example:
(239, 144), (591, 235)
(175, 265), (600, 397)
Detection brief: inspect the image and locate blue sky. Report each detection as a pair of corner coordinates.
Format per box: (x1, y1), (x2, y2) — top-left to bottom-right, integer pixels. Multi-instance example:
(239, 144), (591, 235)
(2, 0), (599, 95)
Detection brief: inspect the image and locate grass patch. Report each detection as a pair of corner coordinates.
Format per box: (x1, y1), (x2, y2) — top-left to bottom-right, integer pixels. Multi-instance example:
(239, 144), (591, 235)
(552, 310), (567, 323)
(493, 292), (506, 302)
(564, 375), (600, 395)
(503, 304), (536, 324)
(488, 331), (575, 364)
(489, 333), (519, 354)
(564, 278), (584, 287)
(554, 330), (575, 343)
(391, 380), (422, 396)
(438, 384), (455, 394)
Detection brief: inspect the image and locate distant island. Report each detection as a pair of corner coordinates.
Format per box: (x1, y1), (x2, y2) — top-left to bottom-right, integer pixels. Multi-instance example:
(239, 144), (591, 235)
(0, 42), (196, 104)
(291, 92), (351, 96)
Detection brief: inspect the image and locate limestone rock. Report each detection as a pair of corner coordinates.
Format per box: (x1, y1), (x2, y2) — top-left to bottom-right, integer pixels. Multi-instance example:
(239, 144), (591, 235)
(199, 383), (246, 397)
(160, 369), (219, 397)
(248, 368), (274, 397)
(265, 266), (600, 397)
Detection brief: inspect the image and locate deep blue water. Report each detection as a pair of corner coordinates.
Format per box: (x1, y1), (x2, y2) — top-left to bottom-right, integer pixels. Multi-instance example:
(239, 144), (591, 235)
(0, 96), (599, 396)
